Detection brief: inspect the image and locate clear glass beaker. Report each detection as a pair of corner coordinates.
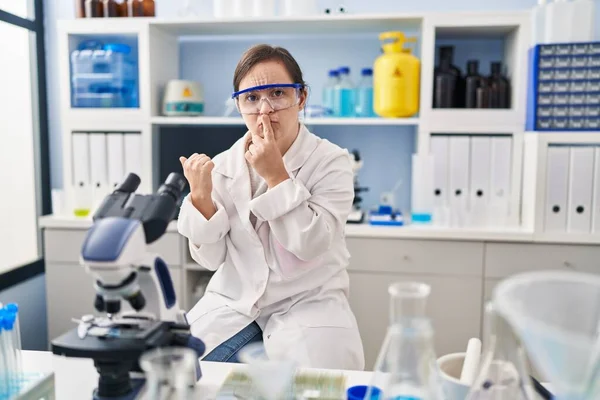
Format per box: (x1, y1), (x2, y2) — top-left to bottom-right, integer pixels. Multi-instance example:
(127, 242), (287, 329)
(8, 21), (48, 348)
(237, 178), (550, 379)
(139, 347), (198, 400)
(367, 281), (444, 400)
(466, 302), (534, 400)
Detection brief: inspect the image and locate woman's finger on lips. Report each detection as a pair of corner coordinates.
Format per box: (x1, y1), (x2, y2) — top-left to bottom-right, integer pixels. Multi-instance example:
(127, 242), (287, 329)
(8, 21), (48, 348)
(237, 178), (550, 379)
(261, 115), (275, 141)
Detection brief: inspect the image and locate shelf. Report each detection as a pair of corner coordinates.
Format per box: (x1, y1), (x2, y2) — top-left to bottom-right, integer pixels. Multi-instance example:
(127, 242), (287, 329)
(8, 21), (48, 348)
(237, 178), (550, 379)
(344, 223), (534, 242)
(151, 116), (419, 127)
(150, 13), (423, 36)
(422, 109), (522, 133)
(532, 232), (600, 245)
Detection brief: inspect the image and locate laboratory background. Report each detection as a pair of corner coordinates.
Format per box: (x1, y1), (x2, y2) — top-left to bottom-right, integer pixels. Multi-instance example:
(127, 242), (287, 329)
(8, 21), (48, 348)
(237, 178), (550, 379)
(1, 0), (600, 398)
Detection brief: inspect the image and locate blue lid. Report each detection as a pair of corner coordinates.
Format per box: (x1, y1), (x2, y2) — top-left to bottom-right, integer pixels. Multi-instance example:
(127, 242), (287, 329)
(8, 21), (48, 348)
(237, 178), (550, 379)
(328, 69), (340, 77)
(338, 66), (351, 74)
(347, 385), (382, 400)
(5, 303), (18, 314)
(104, 43), (131, 54)
(361, 68), (373, 76)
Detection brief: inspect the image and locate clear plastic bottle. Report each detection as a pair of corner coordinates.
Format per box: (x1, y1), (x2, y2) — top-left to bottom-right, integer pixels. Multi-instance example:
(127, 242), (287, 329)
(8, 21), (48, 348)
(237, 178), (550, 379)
(334, 66), (355, 117)
(367, 282), (444, 400)
(322, 69), (340, 117)
(466, 303), (535, 400)
(355, 68), (375, 118)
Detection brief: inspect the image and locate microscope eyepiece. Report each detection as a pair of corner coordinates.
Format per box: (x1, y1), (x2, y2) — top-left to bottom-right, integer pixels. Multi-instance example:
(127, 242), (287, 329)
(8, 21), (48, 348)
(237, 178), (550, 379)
(157, 173), (187, 202)
(115, 173), (141, 194)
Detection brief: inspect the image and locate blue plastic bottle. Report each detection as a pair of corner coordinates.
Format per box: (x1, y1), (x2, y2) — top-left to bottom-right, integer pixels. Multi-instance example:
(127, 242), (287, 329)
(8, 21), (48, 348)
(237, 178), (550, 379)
(355, 68), (375, 117)
(322, 69), (340, 116)
(334, 66), (355, 117)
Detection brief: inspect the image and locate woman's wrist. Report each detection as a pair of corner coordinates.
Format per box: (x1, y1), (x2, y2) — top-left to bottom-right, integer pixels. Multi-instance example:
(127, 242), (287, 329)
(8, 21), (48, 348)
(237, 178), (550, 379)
(266, 169), (289, 189)
(191, 193), (217, 220)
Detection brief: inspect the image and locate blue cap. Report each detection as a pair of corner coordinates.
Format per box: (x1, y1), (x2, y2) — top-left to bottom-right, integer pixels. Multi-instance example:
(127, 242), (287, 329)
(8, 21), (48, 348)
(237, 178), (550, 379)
(5, 303), (18, 314)
(338, 66), (351, 75)
(104, 43), (131, 54)
(328, 69), (340, 77)
(361, 68), (373, 76)
(347, 385), (382, 400)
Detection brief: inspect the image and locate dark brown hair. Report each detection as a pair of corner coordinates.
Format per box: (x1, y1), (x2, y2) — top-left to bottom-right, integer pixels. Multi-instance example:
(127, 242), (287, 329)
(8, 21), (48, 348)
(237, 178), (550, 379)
(233, 44), (306, 92)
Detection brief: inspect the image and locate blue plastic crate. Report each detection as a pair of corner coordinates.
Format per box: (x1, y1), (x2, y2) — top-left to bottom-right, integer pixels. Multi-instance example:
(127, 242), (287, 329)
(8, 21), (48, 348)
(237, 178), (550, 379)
(526, 42), (600, 132)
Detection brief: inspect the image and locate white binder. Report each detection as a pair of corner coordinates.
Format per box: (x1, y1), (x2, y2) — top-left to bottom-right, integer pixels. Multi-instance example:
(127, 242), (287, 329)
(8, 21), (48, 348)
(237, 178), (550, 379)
(449, 136), (470, 227)
(89, 133), (109, 208)
(567, 146), (594, 233)
(489, 136), (513, 227)
(469, 137), (491, 227)
(107, 133), (126, 190)
(71, 132), (92, 214)
(124, 133), (143, 179)
(593, 147), (600, 234)
(544, 146), (570, 232)
(430, 135), (450, 226)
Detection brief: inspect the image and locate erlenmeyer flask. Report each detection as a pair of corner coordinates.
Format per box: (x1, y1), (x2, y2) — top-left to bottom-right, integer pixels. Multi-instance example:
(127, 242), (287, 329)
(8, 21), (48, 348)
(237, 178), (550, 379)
(366, 282), (444, 400)
(466, 302), (534, 400)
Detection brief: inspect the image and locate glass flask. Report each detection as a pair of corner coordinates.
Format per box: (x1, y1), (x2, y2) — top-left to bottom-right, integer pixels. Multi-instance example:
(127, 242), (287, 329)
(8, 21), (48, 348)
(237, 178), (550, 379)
(466, 302), (534, 400)
(139, 347), (198, 400)
(366, 282), (444, 400)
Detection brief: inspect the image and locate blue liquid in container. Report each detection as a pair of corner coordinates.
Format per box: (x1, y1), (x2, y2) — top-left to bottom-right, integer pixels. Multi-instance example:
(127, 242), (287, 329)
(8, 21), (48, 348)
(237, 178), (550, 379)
(334, 66), (355, 117)
(355, 68), (376, 117)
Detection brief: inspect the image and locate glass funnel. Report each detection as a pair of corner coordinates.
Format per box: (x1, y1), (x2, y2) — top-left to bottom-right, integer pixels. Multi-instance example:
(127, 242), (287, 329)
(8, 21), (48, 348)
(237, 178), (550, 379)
(466, 302), (534, 400)
(139, 347), (198, 400)
(366, 281), (444, 400)
(493, 271), (600, 400)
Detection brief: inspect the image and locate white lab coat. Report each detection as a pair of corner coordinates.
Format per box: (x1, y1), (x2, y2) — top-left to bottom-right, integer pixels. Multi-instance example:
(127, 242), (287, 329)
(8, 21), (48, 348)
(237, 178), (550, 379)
(177, 124), (365, 370)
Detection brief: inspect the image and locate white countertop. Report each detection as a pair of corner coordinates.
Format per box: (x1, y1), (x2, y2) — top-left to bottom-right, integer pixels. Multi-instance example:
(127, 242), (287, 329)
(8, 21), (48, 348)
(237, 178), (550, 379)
(22, 350), (372, 399)
(39, 214), (600, 245)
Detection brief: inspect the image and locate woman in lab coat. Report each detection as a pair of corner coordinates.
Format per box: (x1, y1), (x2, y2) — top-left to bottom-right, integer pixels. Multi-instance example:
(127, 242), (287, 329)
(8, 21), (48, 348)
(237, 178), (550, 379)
(177, 44), (365, 370)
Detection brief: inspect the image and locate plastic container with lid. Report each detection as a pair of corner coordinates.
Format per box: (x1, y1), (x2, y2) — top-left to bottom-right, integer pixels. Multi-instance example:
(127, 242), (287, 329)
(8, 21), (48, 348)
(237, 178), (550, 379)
(71, 42), (139, 108)
(355, 68), (375, 118)
(322, 69), (339, 116)
(333, 66), (355, 117)
(374, 31), (420, 118)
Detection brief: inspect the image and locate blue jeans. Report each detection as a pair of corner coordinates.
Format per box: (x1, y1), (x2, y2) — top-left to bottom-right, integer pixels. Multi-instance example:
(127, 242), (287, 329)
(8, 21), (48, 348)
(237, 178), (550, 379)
(203, 321), (263, 363)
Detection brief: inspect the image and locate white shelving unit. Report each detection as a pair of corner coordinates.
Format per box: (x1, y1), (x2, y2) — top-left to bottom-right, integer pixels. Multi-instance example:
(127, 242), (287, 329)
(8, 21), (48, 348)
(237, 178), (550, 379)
(150, 116), (420, 126)
(53, 10), (600, 315)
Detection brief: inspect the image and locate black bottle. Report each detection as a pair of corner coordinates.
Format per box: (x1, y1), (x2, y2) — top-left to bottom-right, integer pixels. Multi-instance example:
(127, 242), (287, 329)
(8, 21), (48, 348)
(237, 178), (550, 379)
(489, 62), (510, 108)
(465, 60), (485, 108)
(433, 46), (464, 108)
(476, 85), (491, 108)
(434, 57), (457, 108)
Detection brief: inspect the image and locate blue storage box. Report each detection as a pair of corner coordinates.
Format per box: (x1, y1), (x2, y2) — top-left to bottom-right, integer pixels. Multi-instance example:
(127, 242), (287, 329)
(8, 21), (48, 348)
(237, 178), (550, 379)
(526, 42), (600, 131)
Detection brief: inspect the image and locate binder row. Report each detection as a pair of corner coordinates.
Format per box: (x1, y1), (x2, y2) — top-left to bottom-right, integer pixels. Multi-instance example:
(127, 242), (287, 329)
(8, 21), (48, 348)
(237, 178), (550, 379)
(71, 131), (143, 206)
(430, 135), (513, 228)
(544, 145), (600, 234)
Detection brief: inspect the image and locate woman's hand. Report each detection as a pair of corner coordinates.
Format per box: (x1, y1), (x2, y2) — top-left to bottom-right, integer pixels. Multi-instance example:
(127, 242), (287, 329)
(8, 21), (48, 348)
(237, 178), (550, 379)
(180, 154), (217, 219)
(245, 116), (289, 188)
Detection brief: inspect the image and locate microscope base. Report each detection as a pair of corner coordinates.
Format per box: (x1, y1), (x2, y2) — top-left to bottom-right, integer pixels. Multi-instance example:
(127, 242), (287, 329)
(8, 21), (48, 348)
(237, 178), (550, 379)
(93, 379), (145, 400)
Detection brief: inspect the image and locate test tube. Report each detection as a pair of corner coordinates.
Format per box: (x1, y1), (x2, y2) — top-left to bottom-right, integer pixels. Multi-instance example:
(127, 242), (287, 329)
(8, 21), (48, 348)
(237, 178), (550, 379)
(5, 304), (22, 384)
(4, 311), (21, 393)
(0, 311), (9, 398)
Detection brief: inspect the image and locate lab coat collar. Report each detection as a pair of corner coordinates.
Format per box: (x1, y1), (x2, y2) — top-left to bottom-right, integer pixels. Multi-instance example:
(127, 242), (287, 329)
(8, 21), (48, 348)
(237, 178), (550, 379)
(213, 124), (319, 235)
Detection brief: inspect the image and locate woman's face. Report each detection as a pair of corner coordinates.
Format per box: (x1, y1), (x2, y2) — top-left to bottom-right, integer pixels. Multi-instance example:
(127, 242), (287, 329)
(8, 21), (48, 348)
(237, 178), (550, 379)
(237, 60), (306, 144)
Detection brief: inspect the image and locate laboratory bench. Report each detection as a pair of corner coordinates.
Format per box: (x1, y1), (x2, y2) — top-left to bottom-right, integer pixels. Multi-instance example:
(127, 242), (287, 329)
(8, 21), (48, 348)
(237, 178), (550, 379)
(39, 214), (600, 368)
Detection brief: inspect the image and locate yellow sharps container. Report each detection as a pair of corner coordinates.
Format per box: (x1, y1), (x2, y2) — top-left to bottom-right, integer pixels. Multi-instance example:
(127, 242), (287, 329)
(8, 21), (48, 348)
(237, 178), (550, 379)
(374, 31), (421, 118)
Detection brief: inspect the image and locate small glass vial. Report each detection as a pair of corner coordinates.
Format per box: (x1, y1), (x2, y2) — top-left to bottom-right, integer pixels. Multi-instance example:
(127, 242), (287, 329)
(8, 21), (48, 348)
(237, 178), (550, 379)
(103, 0), (127, 16)
(75, 0), (86, 17)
